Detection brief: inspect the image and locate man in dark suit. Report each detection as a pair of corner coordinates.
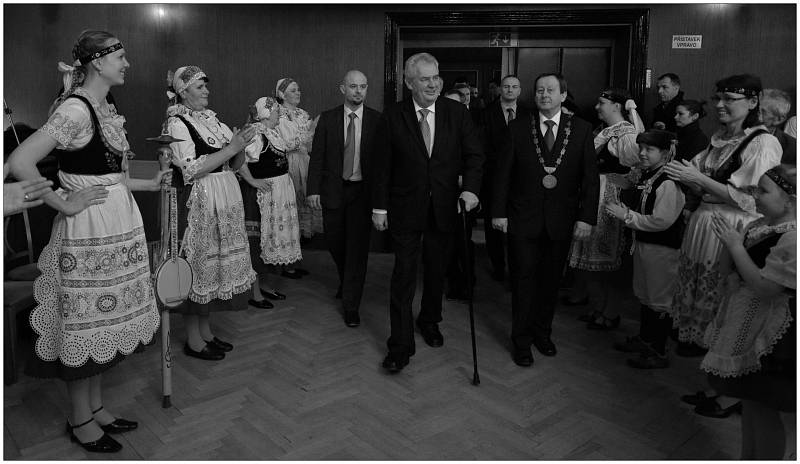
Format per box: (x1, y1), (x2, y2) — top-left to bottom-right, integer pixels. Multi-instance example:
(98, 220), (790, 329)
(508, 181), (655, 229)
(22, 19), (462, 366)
(372, 52), (484, 373)
(481, 74), (531, 281)
(308, 70), (380, 328)
(492, 73), (599, 367)
(652, 73), (684, 132)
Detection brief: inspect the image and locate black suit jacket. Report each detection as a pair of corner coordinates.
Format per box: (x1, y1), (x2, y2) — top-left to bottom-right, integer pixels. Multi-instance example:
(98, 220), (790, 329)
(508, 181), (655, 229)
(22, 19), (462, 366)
(372, 97), (484, 233)
(492, 111), (600, 240)
(308, 104), (381, 210)
(481, 101), (532, 213)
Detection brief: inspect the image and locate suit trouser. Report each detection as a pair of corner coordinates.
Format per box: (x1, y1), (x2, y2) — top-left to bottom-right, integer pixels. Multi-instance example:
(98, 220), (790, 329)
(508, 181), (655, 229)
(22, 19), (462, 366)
(508, 231), (571, 348)
(482, 206), (506, 275)
(446, 211), (475, 295)
(322, 181), (371, 312)
(387, 207), (450, 356)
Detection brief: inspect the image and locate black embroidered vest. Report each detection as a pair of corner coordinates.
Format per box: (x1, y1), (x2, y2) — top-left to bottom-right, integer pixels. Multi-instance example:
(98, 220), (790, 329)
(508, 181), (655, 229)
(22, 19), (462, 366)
(169, 115), (223, 189)
(632, 168), (684, 249)
(54, 95), (123, 175)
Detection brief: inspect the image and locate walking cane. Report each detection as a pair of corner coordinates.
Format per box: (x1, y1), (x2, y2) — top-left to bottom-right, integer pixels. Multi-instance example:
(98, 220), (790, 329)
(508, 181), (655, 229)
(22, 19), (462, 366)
(3, 99), (21, 146)
(459, 198), (480, 386)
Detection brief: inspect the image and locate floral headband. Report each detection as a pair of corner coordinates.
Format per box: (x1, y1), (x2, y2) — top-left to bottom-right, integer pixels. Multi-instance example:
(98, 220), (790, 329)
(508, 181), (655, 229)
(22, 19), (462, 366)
(764, 168), (796, 195)
(167, 65), (207, 100)
(716, 86), (759, 98)
(77, 42), (123, 66)
(275, 77), (296, 98)
(253, 96), (278, 120)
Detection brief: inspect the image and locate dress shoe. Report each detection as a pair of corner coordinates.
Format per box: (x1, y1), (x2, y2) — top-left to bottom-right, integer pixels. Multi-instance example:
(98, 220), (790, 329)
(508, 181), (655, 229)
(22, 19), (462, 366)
(416, 321), (444, 347)
(184, 342), (225, 360)
(261, 289), (286, 300)
(206, 337), (233, 352)
(681, 391), (719, 406)
(676, 341), (708, 357)
(694, 398), (742, 418)
(562, 295), (590, 306)
(66, 419), (122, 453)
(512, 346), (534, 367)
(532, 337), (557, 356)
(381, 353), (409, 373)
(248, 298), (274, 309)
(613, 335), (650, 354)
(587, 314), (621, 331)
(281, 270), (302, 279)
(91, 406), (137, 433)
(343, 311), (360, 327)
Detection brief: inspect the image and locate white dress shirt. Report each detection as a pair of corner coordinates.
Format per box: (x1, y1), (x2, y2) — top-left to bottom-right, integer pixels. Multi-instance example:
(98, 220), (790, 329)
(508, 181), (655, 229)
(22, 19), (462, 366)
(538, 110), (562, 139)
(344, 105), (364, 181)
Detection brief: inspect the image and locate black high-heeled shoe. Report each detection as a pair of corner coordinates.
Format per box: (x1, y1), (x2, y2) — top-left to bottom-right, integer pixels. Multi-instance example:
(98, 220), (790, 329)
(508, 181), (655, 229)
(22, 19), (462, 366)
(66, 418), (122, 453)
(92, 406), (138, 433)
(261, 289), (286, 300)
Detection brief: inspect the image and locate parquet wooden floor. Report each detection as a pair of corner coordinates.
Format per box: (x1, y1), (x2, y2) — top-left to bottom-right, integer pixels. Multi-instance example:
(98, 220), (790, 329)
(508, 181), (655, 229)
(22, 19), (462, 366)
(4, 230), (796, 460)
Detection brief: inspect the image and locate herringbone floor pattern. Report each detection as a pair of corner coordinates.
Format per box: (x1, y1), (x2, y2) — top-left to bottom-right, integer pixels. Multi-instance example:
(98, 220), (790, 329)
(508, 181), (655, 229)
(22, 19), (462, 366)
(4, 236), (795, 459)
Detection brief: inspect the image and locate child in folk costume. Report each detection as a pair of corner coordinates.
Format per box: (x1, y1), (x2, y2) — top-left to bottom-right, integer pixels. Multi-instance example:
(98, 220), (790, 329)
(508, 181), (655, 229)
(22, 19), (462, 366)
(702, 165), (795, 459)
(606, 129), (685, 368)
(239, 97), (302, 308)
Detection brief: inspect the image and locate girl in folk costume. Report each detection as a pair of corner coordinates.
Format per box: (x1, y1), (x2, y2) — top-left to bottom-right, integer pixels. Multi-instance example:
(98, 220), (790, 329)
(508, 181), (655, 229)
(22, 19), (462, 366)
(165, 65), (257, 361)
(239, 97), (302, 308)
(664, 74), (782, 357)
(566, 88), (645, 330)
(274, 77), (320, 278)
(7, 30), (169, 453)
(606, 130), (685, 369)
(703, 165), (796, 459)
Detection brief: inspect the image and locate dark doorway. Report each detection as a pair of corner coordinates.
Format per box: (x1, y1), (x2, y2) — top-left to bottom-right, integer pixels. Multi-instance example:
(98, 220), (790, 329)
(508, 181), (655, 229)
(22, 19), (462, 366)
(403, 47), (501, 107)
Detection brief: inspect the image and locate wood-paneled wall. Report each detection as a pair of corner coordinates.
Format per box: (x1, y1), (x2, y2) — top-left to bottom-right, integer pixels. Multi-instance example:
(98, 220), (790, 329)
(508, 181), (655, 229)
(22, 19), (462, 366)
(5, 4), (795, 157)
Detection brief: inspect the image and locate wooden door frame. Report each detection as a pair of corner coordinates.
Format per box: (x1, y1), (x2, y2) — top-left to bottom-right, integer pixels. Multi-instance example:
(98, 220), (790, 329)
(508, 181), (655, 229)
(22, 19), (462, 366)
(384, 8), (650, 105)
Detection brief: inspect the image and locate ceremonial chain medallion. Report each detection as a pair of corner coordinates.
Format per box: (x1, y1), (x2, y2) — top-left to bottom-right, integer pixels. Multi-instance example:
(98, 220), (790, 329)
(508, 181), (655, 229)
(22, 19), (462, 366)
(531, 115), (572, 189)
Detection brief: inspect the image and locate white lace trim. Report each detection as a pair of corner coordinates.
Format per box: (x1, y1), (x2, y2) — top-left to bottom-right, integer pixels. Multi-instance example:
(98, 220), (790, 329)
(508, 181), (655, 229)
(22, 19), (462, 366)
(30, 217), (159, 367)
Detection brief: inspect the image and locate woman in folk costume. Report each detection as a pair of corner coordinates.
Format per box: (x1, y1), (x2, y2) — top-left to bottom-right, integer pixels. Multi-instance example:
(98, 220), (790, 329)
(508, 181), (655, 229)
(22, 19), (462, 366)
(164, 65), (257, 361)
(664, 74), (782, 357)
(565, 88), (645, 330)
(275, 77), (320, 277)
(7, 30), (169, 453)
(239, 96), (302, 308)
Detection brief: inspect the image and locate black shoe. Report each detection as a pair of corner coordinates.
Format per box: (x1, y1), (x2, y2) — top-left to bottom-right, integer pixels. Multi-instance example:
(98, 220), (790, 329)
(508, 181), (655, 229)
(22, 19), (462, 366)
(533, 337), (557, 357)
(416, 321), (444, 347)
(381, 353), (409, 373)
(445, 292), (469, 304)
(184, 342), (225, 360)
(681, 391), (719, 406)
(294, 268), (310, 276)
(206, 337), (233, 352)
(613, 335), (650, 354)
(562, 296), (590, 307)
(344, 311), (360, 328)
(262, 289), (286, 300)
(91, 407), (137, 434)
(67, 419), (122, 453)
(587, 315), (621, 331)
(335, 286), (342, 299)
(281, 270), (302, 279)
(512, 346), (534, 367)
(676, 342), (708, 357)
(694, 398), (742, 418)
(248, 298), (274, 309)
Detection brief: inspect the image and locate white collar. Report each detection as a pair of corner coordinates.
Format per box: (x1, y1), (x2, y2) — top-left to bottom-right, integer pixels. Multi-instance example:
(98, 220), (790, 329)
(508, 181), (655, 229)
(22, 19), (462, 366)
(539, 110), (562, 126)
(413, 100), (436, 115)
(345, 105), (364, 118)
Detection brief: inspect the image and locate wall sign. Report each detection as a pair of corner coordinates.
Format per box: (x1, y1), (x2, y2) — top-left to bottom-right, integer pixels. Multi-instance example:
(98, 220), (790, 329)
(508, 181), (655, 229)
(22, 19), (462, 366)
(489, 32), (512, 47)
(672, 35), (702, 49)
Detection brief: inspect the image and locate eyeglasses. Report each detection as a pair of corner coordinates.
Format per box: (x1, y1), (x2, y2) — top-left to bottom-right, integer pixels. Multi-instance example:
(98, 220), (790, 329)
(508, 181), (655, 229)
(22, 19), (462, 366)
(710, 95), (749, 104)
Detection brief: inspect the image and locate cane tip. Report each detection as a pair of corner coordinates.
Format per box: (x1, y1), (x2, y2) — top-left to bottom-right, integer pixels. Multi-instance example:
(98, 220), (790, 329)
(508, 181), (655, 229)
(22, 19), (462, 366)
(162, 396), (171, 408)
(472, 374), (480, 386)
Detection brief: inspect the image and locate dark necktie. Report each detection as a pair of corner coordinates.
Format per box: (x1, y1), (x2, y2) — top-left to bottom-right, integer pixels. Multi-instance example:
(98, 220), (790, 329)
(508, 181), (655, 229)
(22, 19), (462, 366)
(506, 107), (515, 125)
(544, 120), (556, 152)
(343, 112), (356, 180)
(419, 108), (431, 156)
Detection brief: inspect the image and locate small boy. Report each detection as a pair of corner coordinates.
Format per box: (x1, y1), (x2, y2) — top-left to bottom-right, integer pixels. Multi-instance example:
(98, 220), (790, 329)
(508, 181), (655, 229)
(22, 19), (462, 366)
(606, 129), (686, 368)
